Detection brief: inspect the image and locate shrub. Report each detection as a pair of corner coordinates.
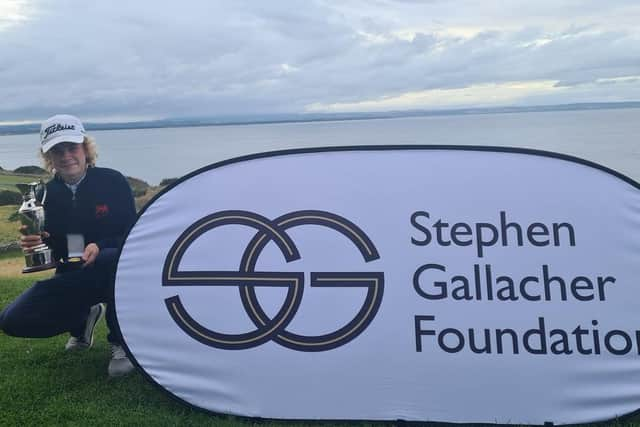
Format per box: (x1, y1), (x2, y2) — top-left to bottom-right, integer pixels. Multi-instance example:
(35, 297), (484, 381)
(126, 176), (150, 198)
(0, 190), (22, 206)
(159, 177), (179, 187)
(13, 165), (48, 175)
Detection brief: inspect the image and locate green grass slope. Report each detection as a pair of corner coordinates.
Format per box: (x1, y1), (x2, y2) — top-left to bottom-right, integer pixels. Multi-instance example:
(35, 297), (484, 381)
(0, 205), (20, 246)
(2, 263), (640, 426)
(0, 274), (278, 426)
(0, 170), (48, 192)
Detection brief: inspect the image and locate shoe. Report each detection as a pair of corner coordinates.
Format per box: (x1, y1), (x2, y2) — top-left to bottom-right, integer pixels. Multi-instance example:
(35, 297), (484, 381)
(65, 303), (105, 351)
(108, 344), (135, 377)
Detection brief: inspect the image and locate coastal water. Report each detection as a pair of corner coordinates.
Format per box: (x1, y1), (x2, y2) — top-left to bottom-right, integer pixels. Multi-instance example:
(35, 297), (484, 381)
(1, 108), (639, 185)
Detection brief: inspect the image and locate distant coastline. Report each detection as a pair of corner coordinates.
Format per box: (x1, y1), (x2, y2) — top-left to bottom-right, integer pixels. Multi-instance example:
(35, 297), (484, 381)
(1, 101), (639, 136)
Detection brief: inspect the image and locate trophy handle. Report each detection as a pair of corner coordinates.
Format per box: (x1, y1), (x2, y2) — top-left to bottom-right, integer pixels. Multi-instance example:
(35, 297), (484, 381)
(35, 180), (47, 205)
(15, 183), (33, 200)
(15, 181), (46, 204)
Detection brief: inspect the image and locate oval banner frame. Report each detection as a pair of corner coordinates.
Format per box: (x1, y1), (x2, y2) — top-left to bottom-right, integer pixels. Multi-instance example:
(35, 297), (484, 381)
(114, 145), (640, 425)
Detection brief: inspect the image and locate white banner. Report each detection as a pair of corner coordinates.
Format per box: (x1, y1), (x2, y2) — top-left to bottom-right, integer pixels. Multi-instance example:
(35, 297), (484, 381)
(114, 146), (640, 425)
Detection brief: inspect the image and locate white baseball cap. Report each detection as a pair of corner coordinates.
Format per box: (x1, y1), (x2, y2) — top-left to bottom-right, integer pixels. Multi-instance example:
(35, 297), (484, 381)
(40, 114), (86, 153)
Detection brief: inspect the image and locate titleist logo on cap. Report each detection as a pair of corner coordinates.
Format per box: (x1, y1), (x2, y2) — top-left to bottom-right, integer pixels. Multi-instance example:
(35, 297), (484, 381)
(39, 114), (85, 153)
(42, 123), (76, 140)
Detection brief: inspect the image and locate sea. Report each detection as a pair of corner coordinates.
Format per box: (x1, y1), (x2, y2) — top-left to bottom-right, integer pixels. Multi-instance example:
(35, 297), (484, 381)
(0, 108), (639, 185)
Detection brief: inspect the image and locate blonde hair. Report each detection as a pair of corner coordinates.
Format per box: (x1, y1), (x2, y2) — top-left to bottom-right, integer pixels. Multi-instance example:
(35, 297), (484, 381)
(40, 136), (98, 173)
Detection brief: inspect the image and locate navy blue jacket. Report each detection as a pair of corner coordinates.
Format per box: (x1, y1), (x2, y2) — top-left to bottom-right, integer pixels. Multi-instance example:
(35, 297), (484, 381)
(43, 167), (136, 261)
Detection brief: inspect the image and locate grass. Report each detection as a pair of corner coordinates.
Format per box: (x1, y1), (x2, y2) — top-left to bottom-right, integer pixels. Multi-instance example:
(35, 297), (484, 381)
(0, 264), (274, 426)
(2, 254), (640, 427)
(0, 250), (241, 425)
(0, 170), (46, 192)
(0, 169), (44, 247)
(0, 205), (20, 246)
(0, 254), (380, 426)
(0, 290), (241, 425)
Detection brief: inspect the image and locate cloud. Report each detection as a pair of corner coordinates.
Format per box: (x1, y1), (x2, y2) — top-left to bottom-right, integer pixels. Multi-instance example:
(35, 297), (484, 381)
(0, 0), (639, 122)
(306, 80), (562, 112)
(0, 0), (34, 32)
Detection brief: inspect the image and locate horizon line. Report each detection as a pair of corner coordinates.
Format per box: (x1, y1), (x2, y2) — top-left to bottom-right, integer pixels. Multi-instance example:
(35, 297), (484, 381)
(1, 100), (639, 135)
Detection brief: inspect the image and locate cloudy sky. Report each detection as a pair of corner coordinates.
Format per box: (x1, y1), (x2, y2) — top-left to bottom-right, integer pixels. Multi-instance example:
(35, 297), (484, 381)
(1, 0), (639, 123)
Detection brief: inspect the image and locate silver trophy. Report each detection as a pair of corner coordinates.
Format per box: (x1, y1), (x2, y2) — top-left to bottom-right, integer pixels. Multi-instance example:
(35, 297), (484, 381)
(16, 181), (56, 273)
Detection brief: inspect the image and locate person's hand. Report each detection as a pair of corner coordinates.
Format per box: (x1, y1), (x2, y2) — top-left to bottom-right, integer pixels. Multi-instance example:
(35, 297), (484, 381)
(82, 243), (100, 267)
(19, 225), (49, 252)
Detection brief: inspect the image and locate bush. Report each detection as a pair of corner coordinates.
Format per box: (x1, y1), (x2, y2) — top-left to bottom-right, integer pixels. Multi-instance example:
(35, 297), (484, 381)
(126, 176), (150, 198)
(0, 190), (22, 206)
(13, 165), (48, 175)
(159, 177), (179, 187)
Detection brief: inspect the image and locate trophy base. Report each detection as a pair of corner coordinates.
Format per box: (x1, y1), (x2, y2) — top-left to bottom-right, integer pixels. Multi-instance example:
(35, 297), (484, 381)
(22, 247), (56, 274)
(23, 263), (57, 273)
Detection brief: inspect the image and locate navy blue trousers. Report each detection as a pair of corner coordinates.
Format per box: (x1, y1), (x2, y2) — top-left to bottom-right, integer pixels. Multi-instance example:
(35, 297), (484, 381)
(0, 248), (121, 344)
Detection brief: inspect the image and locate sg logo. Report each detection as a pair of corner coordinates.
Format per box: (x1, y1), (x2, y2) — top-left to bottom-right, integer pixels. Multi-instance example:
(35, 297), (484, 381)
(162, 210), (384, 352)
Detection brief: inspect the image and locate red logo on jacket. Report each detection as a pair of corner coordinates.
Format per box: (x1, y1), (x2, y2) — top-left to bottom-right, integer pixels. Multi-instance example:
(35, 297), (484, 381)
(96, 204), (109, 218)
